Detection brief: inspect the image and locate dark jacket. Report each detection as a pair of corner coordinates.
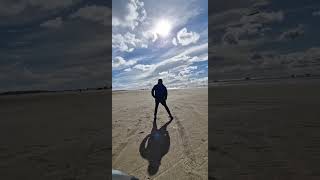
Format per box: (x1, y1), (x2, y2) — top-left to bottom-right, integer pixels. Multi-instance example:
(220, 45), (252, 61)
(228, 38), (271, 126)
(151, 84), (167, 100)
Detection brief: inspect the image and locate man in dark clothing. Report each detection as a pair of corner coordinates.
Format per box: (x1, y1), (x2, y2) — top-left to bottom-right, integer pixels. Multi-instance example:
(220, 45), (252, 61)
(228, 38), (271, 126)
(151, 79), (173, 120)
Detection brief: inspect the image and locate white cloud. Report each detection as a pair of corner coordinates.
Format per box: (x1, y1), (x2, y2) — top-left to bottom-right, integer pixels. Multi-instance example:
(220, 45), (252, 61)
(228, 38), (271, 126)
(209, 44), (320, 80)
(221, 11), (284, 45)
(240, 11), (284, 24)
(112, 0), (147, 30)
(112, 56), (137, 69)
(178, 42), (208, 57)
(28, 0), (74, 9)
(141, 30), (159, 43)
(127, 64), (206, 89)
(189, 54), (208, 62)
(0, 0), (76, 16)
(0, 1), (27, 16)
(278, 47), (320, 69)
(142, 49), (207, 78)
(155, 65), (205, 88)
(176, 28), (200, 46)
(222, 23), (263, 45)
(112, 32), (147, 52)
(111, 0), (208, 89)
(133, 64), (154, 71)
(190, 76), (208, 86)
(159, 71), (168, 76)
(279, 25), (304, 40)
(312, 11), (320, 16)
(70, 5), (111, 26)
(113, 58), (208, 89)
(179, 66), (197, 76)
(172, 38), (177, 46)
(40, 17), (63, 28)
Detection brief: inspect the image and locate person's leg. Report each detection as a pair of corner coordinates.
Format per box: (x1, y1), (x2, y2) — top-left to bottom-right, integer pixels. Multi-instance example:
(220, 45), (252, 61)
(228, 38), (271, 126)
(154, 99), (160, 119)
(151, 117), (158, 133)
(160, 100), (173, 119)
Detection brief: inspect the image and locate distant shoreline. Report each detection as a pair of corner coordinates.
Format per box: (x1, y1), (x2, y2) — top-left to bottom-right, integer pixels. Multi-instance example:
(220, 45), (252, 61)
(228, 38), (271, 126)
(2, 74), (320, 96)
(112, 86), (208, 92)
(0, 87), (111, 97)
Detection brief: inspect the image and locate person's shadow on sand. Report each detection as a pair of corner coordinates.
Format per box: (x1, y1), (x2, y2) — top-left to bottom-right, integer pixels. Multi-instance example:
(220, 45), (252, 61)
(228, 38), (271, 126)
(139, 118), (172, 175)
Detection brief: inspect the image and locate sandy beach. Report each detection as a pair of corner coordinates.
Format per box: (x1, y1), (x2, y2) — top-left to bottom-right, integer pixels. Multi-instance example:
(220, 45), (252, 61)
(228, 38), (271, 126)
(2, 78), (320, 180)
(209, 79), (320, 180)
(112, 88), (208, 179)
(0, 91), (112, 180)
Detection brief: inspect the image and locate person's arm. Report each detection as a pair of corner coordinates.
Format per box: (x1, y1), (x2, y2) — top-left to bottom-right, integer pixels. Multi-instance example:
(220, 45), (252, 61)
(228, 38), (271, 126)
(151, 86), (155, 98)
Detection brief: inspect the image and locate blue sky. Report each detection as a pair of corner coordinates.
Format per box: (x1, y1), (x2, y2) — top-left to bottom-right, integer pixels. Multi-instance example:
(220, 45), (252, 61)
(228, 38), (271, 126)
(112, 0), (208, 90)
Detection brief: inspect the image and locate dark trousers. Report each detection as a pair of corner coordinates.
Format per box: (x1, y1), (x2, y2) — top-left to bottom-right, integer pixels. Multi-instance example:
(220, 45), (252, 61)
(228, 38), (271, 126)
(154, 98), (172, 118)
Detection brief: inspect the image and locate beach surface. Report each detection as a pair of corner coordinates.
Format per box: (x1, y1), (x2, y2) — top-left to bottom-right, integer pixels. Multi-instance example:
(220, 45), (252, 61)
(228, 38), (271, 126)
(209, 79), (320, 180)
(112, 88), (208, 179)
(3, 78), (319, 180)
(0, 91), (112, 180)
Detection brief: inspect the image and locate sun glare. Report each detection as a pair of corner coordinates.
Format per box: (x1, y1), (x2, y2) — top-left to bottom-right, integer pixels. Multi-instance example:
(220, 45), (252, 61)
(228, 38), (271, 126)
(153, 19), (172, 38)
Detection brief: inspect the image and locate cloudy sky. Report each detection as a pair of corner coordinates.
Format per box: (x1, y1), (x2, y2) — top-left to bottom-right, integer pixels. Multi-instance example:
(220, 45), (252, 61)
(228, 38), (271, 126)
(112, 0), (208, 90)
(208, 0), (320, 81)
(2, 0), (320, 92)
(0, 0), (112, 92)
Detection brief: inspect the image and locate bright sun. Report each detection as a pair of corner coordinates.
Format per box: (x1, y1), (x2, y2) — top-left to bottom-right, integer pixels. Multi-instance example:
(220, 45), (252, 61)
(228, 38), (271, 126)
(153, 19), (172, 38)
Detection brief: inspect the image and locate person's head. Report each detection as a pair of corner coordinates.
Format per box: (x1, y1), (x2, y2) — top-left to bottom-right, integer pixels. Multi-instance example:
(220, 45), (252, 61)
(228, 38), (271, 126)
(158, 79), (163, 84)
